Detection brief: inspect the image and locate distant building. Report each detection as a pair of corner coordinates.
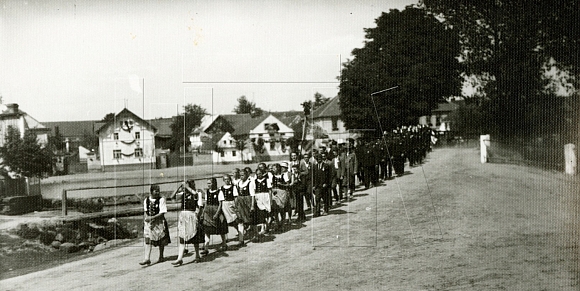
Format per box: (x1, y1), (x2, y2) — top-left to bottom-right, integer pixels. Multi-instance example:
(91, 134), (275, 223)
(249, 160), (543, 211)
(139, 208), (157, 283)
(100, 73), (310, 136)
(418, 99), (463, 131)
(311, 96), (351, 143)
(96, 108), (157, 172)
(0, 103), (50, 147)
(198, 113), (295, 161)
(212, 132), (245, 163)
(147, 117), (173, 150)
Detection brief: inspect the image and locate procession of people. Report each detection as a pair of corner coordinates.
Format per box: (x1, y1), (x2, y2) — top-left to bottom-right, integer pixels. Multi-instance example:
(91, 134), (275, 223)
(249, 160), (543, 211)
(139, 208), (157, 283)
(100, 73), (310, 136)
(140, 125), (434, 266)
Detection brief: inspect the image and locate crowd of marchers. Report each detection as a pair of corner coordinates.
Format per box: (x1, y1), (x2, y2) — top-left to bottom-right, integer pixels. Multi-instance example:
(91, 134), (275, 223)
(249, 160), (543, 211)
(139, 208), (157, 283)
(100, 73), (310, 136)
(138, 124), (436, 266)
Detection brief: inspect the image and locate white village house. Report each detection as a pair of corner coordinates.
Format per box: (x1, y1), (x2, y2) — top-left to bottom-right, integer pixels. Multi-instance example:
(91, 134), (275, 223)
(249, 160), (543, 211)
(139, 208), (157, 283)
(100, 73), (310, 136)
(96, 108), (157, 172)
(192, 113), (294, 163)
(311, 95), (353, 143)
(0, 103), (50, 147)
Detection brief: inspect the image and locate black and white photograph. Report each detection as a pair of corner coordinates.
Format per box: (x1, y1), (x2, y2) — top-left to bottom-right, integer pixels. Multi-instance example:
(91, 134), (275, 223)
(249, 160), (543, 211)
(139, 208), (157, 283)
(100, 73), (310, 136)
(0, 0), (578, 290)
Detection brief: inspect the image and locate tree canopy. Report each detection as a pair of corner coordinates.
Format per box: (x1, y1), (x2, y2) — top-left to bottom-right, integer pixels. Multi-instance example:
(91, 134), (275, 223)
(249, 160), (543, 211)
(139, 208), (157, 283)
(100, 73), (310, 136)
(0, 127), (52, 178)
(169, 104), (208, 152)
(422, 0), (579, 138)
(339, 7), (462, 133)
(233, 95), (263, 117)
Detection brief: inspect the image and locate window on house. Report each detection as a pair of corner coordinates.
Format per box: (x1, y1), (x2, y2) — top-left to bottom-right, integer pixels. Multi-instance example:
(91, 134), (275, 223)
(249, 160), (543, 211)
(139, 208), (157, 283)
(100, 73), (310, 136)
(220, 152), (225, 157)
(331, 117), (339, 131)
(281, 133), (285, 136)
(135, 132), (140, 139)
(258, 134), (263, 137)
(113, 150), (121, 159)
(270, 140), (276, 151)
(232, 151), (236, 157)
(113, 133), (119, 140)
(224, 140), (227, 145)
(135, 148), (143, 158)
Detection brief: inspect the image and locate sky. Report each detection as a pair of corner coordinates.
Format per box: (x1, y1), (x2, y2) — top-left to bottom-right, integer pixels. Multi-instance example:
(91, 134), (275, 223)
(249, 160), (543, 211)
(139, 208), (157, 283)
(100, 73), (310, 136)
(0, 0), (418, 122)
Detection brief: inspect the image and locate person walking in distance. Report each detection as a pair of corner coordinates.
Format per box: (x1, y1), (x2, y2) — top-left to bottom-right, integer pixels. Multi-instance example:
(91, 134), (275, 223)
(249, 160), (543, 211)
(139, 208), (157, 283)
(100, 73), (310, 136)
(252, 168), (272, 241)
(312, 153), (331, 217)
(236, 170), (255, 243)
(342, 139), (358, 200)
(220, 174), (246, 247)
(201, 178), (228, 255)
(299, 152), (313, 212)
(140, 184), (171, 265)
(170, 179), (204, 266)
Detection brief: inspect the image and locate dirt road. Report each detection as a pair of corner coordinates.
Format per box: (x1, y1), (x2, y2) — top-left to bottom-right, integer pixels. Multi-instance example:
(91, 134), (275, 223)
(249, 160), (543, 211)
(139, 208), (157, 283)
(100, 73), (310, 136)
(2, 147), (578, 290)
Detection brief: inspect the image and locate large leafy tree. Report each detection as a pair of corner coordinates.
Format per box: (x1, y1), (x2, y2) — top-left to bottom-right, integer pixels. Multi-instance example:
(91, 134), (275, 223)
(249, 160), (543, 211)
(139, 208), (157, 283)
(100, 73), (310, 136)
(169, 104), (208, 152)
(339, 7), (462, 133)
(422, 0), (579, 138)
(233, 95), (263, 117)
(0, 127), (52, 178)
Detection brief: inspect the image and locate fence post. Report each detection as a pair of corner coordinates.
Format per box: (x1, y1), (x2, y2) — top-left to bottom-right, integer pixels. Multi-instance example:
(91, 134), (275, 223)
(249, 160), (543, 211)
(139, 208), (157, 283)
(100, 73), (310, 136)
(62, 189), (67, 216)
(564, 144), (577, 175)
(480, 134), (490, 163)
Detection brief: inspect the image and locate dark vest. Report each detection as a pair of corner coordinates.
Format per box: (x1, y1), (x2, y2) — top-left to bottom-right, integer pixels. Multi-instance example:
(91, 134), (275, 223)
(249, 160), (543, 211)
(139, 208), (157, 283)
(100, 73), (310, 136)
(182, 190), (198, 211)
(255, 178), (269, 193)
(238, 181), (251, 196)
(272, 174), (286, 189)
(146, 198), (160, 216)
(221, 186), (235, 201)
(206, 189), (220, 205)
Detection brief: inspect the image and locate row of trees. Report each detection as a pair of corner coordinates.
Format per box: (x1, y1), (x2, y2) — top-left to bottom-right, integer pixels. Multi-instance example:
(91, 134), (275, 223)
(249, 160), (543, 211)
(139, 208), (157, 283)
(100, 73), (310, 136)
(338, 3), (578, 142)
(423, 0), (579, 141)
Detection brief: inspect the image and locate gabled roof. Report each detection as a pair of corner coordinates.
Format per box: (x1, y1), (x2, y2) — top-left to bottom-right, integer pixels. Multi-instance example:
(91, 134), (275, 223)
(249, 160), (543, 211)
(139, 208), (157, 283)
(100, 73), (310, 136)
(211, 132), (227, 146)
(96, 108), (157, 134)
(148, 118), (173, 137)
(23, 112), (50, 132)
(43, 120), (98, 138)
(230, 114), (269, 136)
(203, 113), (296, 137)
(0, 104), (50, 132)
(313, 95), (340, 119)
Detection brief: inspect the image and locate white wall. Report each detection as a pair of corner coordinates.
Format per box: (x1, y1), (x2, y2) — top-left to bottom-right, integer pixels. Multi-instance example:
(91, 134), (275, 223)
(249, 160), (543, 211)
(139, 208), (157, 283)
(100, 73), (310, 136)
(99, 114), (155, 168)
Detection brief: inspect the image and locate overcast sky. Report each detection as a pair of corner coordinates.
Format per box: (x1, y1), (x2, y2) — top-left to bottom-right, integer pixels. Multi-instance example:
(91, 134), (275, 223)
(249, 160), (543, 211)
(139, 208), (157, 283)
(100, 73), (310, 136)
(1, 0), (418, 122)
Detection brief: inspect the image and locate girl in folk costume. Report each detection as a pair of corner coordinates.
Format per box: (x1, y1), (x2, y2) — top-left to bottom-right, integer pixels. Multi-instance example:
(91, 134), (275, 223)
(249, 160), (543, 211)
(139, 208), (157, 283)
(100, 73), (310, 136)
(271, 163), (291, 230)
(220, 174), (245, 247)
(244, 167), (256, 181)
(251, 168), (272, 241)
(236, 169), (255, 241)
(170, 179), (204, 266)
(140, 184), (171, 265)
(202, 178), (228, 254)
(231, 168), (242, 186)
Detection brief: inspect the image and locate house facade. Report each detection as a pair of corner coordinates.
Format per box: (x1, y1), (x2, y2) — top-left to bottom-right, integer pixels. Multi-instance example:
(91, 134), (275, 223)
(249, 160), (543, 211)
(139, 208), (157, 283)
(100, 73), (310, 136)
(311, 96), (351, 143)
(247, 114), (294, 156)
(197, 113), (294, 162)
(211, 132), (248, 163)
(96, 108), (157, 172)
(0, 103), (50, 147)
(418, 99), (463, 131)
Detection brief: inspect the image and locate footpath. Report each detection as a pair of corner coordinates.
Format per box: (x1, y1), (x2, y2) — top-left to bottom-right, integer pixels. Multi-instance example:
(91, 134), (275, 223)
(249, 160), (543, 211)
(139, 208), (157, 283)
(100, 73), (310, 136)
(1, 147), (578, 291)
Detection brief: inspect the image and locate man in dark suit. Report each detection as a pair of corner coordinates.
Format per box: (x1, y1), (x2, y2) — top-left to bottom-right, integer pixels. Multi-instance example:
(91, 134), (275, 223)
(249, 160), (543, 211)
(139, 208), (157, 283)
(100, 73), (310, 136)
(342, 138), (358, 199)
(299, 151), (313, 211)
(311, 153), (331, 217)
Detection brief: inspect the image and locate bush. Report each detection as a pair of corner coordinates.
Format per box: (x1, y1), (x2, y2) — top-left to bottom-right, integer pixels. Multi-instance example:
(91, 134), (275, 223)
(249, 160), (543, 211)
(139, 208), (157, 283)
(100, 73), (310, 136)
(16, 224), (40, 239)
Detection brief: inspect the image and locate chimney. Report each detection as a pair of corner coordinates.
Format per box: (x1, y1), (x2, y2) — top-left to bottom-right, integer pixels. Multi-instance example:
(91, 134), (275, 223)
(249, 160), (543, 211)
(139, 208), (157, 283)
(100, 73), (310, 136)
(6, 103), (19, 114)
